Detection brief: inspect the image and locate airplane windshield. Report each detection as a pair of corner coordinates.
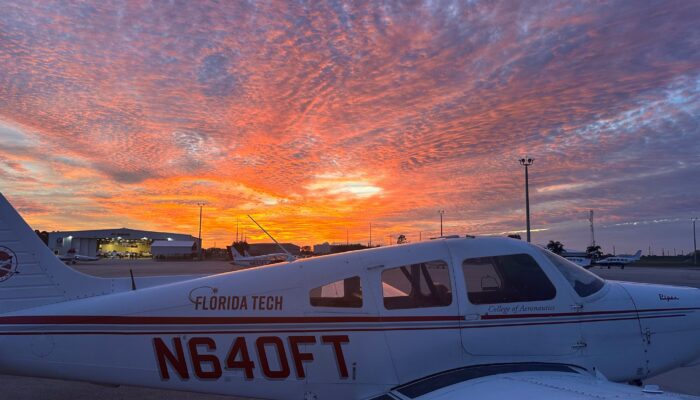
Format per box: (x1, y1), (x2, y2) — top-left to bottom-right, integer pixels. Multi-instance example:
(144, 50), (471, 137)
(539, 249), (604, 297)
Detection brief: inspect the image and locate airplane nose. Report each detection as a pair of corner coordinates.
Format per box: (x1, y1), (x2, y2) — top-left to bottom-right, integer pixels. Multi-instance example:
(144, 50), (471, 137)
(620, 282), (700, 376)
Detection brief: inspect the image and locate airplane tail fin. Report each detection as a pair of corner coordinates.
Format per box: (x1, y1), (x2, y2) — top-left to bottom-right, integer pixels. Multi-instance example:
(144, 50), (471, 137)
(244, 250), (251, 257)
(634, 250), (642, 260)
(0, 193), (114, 314)
(230, 247), (243, 259)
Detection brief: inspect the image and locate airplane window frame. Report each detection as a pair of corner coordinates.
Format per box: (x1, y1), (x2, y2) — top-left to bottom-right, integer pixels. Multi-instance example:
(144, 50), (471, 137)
(538, 249), (605, 298)
(381, 260), (453, 310)
(309, 276), (363, 308)
(462, 253), (557, 305)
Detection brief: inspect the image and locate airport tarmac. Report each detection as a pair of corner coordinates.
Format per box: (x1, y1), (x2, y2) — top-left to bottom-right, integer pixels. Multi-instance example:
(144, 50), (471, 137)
(3, 260), (700, 399)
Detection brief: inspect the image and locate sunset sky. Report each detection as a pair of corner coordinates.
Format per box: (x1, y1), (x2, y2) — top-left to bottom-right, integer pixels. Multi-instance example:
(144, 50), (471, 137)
(1, 1), (698, 254)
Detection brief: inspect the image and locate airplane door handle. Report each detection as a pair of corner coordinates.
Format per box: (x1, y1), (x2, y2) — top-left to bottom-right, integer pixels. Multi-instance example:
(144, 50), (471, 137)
(463, 314), (480, 321)
(572, 340), (587, 349)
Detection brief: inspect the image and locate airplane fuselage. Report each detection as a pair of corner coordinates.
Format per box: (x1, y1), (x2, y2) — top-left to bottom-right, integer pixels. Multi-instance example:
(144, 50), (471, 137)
(1, 238), (700, 400)
(231, 253), (290, 267)
(596, 257), (635, 267)
(563, 256), (592, 268)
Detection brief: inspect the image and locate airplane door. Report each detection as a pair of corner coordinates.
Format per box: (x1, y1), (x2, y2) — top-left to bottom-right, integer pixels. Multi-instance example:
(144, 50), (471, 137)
(576, 283), (647, 382)
(537, 249), (646, 382)
(456, 252), (582, 356)
(374, 259), (463, 383)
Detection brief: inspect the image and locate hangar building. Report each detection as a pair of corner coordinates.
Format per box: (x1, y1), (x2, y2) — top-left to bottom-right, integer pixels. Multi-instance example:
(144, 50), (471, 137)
(48, 228), (199, 258)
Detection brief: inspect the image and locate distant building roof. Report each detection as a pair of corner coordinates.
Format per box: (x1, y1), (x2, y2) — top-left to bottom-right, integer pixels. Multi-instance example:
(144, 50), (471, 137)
(48, 228), (195, 241)
(314, 242), (331, 254)
(151, 240), (196, 248)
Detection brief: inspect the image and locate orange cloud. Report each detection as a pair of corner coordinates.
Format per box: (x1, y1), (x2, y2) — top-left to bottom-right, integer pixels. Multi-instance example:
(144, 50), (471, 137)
(0, 1), (698, 253)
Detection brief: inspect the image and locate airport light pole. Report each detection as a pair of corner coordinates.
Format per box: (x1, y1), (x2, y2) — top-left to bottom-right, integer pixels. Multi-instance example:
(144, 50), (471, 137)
(197, 202), (205, 261)
(369, 223), (372, 247)
(438, 210), (445, 237)
(693, 217), (698, 265)
(519, 156), (534, 243)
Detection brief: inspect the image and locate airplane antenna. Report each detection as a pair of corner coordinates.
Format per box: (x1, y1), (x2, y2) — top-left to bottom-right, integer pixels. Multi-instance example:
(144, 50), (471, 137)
(247, 215), (294, 260)
(129, 269), (137, 291)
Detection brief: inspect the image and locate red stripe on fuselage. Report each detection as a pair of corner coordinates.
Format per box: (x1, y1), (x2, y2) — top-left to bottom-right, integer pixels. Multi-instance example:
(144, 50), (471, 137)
(0, 307), (693, 327)
(479, 307), (698, 320)
(0, 314), (686, 336)
(0, 315), (463, 325)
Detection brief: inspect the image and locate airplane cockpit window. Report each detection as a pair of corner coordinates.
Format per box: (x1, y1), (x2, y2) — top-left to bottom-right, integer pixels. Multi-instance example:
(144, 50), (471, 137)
(538, 249), (605, 297)
(382, 260), (452, 310)
(462, 254), (556, 304)
(309, 276), (362, 308)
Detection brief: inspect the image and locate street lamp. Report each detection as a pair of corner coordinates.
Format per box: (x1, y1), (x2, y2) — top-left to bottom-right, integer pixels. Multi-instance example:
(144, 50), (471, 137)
(438, 210), (445, 237)
(519, 156), (534, 243)
(197, 202), (205, 261)
(693, 217), (698, 265)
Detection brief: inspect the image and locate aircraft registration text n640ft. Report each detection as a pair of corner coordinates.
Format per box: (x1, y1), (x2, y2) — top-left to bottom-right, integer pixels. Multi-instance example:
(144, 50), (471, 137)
(3, 193), (700, 400)
(154, 335), (350, 380)
(193, 295), (284, 311)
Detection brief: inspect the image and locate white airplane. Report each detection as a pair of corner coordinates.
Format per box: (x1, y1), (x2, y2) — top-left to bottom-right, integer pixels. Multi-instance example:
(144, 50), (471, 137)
(1, 192), (700, 399)
(230, 214), (297, 267)
(563, 256), (592, 269)
(57, 248), (101, 264)
(545, 248), (592, 269)
(230, 247), (290, 267)
(596, 250), (643, 269)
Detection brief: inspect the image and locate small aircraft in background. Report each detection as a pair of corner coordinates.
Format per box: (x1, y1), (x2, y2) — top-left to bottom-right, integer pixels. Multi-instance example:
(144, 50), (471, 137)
(230, 215), (297, 267)
(596, 250), (643, 269)
(549, 248), (592, 269)
(2, 193), (700, 399)
(57, 248), (101, 264)
(562, 255), (592, 269)
(229, 247), (290, 267)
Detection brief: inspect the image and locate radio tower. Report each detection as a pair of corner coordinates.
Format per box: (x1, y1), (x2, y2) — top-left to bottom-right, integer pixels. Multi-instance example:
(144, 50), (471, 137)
(589, 210), (596, 247)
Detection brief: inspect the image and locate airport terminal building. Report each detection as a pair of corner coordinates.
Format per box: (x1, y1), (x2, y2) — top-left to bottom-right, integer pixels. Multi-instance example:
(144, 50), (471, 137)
(48, 228), (199, 257)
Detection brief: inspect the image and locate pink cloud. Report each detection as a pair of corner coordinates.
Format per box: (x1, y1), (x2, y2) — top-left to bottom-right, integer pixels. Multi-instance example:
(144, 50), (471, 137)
(0, 1), (698, 251)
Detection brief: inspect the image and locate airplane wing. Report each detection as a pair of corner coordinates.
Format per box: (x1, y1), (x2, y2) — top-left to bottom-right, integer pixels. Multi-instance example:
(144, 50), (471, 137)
(377, 364), (697, 400)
